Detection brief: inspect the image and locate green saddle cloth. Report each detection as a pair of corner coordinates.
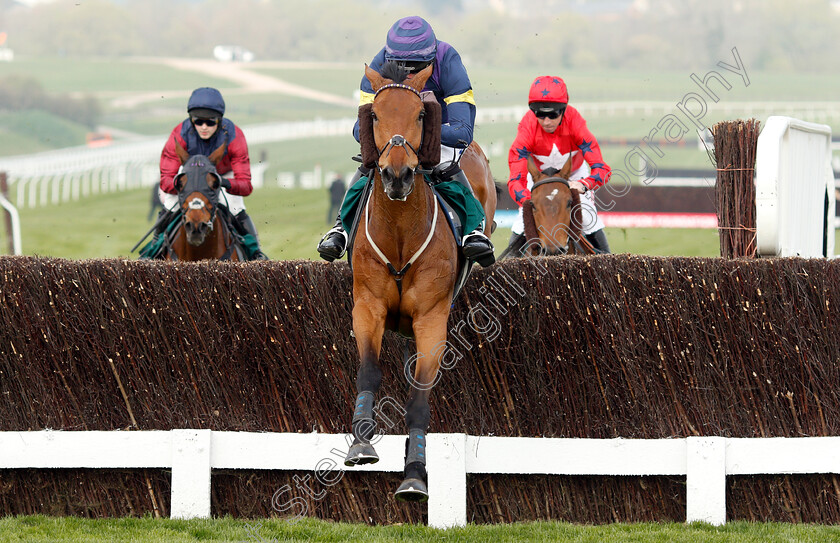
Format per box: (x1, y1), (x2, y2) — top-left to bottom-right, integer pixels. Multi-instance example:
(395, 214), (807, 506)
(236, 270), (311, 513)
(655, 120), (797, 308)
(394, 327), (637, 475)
(138, 210), (259, 261)
(340, 175), (484, 237)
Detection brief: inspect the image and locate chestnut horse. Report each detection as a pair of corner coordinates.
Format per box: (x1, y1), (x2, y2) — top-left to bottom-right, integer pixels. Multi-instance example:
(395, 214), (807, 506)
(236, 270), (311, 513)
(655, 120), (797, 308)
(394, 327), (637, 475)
(344, 62), (496, 502)
(166, 142), (243, 261)
(500, 155), (595, 259)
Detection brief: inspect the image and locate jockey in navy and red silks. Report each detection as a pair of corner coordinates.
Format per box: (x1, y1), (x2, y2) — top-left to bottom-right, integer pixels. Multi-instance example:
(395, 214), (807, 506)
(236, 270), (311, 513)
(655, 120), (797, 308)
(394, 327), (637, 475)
(160, 89), (251, 198)
(506, 76), (612, 254)
(317, 15), (495, 266)
(155, 86), (268, 260)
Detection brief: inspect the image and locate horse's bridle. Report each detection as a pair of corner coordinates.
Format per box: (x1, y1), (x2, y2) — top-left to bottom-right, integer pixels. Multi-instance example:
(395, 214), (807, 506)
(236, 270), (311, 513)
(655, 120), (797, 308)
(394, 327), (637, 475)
(182, 194), (216, 232)
(371, 83), (430, 176)
(528, 176), (585, 255)
(530, 176), (571, 192)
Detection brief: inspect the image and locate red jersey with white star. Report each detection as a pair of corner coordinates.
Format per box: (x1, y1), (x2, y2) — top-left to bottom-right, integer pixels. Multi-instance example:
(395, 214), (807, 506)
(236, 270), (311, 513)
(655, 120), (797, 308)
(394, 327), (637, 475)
(507, 106), (611, 206)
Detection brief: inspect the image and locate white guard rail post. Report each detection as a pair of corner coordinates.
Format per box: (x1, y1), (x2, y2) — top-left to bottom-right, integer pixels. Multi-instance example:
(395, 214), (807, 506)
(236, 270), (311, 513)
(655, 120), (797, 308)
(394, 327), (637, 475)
(755, 116), (835, 257)
(0, 192), (21, 255)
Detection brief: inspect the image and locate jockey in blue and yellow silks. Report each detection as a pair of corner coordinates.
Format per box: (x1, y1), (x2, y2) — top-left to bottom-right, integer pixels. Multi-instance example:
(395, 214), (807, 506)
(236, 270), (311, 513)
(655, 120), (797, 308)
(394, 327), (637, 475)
(317, 15), (495, 266)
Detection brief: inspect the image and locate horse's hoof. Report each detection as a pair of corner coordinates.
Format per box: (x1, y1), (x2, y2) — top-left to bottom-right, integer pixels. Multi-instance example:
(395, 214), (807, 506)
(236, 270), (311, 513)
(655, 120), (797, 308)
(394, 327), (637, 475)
(344, 442), (379, 466)
(394, 478), (429, 502)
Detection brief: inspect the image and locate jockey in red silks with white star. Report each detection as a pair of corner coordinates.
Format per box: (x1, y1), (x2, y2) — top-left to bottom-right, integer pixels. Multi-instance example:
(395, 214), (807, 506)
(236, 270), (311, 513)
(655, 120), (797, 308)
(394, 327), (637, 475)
(506, 75), (612, 254)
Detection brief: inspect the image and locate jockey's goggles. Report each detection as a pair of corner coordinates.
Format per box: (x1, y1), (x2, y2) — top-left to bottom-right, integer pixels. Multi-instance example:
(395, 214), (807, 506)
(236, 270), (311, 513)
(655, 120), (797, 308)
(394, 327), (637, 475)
(192, 117), (218, 127)
(396, 59), (433, 74)
(530, 103), (566, 119)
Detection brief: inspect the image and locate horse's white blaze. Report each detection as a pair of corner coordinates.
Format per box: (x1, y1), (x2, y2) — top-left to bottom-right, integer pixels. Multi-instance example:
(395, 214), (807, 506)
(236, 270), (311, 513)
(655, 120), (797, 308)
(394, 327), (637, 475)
(546, 188), (559, 201)
(188, 198), (205, 210)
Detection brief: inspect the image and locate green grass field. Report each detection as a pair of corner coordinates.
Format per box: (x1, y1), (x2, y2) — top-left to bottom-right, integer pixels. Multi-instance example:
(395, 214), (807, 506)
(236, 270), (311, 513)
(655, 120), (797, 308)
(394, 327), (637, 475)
(4, 184), (727, 260)
(1, 516), (839, 542)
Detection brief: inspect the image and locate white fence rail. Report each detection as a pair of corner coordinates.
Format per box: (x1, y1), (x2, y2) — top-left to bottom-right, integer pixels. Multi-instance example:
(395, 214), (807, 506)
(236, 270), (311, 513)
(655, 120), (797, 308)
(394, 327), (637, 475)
(1, 430), (838, 528)
(0, 119), (358, 209)
(755, 116), (835, 257)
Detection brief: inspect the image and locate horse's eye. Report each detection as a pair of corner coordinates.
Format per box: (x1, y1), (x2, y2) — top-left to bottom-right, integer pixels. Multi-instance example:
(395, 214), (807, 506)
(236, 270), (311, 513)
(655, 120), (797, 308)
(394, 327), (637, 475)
(370, 112), (377, 122)
(418, 111), (425, 122)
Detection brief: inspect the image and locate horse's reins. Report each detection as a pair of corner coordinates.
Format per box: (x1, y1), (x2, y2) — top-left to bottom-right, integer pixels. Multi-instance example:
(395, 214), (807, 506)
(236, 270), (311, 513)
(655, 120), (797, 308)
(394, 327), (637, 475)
(530, 176), (570, 192)
(364, 81), (438, 292)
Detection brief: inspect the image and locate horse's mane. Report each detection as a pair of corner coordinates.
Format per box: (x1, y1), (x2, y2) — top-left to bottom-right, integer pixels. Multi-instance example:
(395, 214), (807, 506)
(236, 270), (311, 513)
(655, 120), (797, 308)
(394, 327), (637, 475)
(379, 61), (410, 84)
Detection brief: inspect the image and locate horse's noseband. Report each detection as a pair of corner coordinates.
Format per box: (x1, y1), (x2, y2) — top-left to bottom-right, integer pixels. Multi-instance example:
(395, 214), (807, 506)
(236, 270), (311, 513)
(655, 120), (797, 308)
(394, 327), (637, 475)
(185, 196), (215, 230)
(530, 176), (575, 254)
(379, 133), (420, 164)
(373, 83), (426, 174)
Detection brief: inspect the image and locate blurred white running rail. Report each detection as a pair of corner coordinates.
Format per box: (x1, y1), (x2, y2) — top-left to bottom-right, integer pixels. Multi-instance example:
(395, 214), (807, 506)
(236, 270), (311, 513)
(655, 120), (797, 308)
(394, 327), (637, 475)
(0, 118), (357, 209)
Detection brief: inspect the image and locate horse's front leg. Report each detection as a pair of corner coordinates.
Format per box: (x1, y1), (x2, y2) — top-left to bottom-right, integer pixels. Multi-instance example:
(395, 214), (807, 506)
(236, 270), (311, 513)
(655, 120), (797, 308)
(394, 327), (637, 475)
(394, 309), (449, 502)
(344, 297), (387, 466)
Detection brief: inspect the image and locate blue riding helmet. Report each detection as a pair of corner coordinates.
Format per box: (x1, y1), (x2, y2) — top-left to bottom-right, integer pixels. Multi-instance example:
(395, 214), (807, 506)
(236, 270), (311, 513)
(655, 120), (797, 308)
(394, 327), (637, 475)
(187, 87), (225, 117)
(384, 16), (437, 62)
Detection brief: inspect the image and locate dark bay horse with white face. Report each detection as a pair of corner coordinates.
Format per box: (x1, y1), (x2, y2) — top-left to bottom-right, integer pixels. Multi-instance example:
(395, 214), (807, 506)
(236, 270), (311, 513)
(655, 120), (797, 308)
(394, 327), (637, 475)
(344, 62), (496, 502)
(167, 142), (242, 261)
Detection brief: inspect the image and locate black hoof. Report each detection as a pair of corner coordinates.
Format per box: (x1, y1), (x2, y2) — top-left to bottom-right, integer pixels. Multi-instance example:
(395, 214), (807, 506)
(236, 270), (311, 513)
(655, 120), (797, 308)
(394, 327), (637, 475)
(395, 478), (429, 502)
(344, 442), (379, 466)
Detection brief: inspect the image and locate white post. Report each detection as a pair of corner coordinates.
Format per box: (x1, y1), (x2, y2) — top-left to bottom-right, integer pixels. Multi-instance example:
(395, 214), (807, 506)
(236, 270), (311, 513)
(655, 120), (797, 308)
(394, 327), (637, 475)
(171, 429), (212, 519)
(427, 433), (467, 529)
(0, 178), (22, 255)
(686, 436), (726, 525)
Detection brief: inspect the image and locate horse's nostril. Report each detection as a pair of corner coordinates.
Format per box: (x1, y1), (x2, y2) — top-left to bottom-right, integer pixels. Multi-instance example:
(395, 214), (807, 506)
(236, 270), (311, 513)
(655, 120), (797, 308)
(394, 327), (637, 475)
(399, 167), (413, 183)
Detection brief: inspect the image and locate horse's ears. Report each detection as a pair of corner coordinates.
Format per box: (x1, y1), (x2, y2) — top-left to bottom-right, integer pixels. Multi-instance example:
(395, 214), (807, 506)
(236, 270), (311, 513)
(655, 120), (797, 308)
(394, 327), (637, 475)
(208, 142), (227, 165)
(407, 63), (433, 92)
(206, 172), (220, 191)
(365, 64), (386, 92)
(559, 156), (572, 179)
(526, 155), (541, 181)
(358, 104), (378, 170)
(174, 172), (186, 192)
(174, 139), (190, 165)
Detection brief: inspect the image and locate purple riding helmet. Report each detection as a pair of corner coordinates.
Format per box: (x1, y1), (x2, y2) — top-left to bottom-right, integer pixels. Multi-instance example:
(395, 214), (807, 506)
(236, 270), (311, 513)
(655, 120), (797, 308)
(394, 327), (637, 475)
(385, 16), (437, 67)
